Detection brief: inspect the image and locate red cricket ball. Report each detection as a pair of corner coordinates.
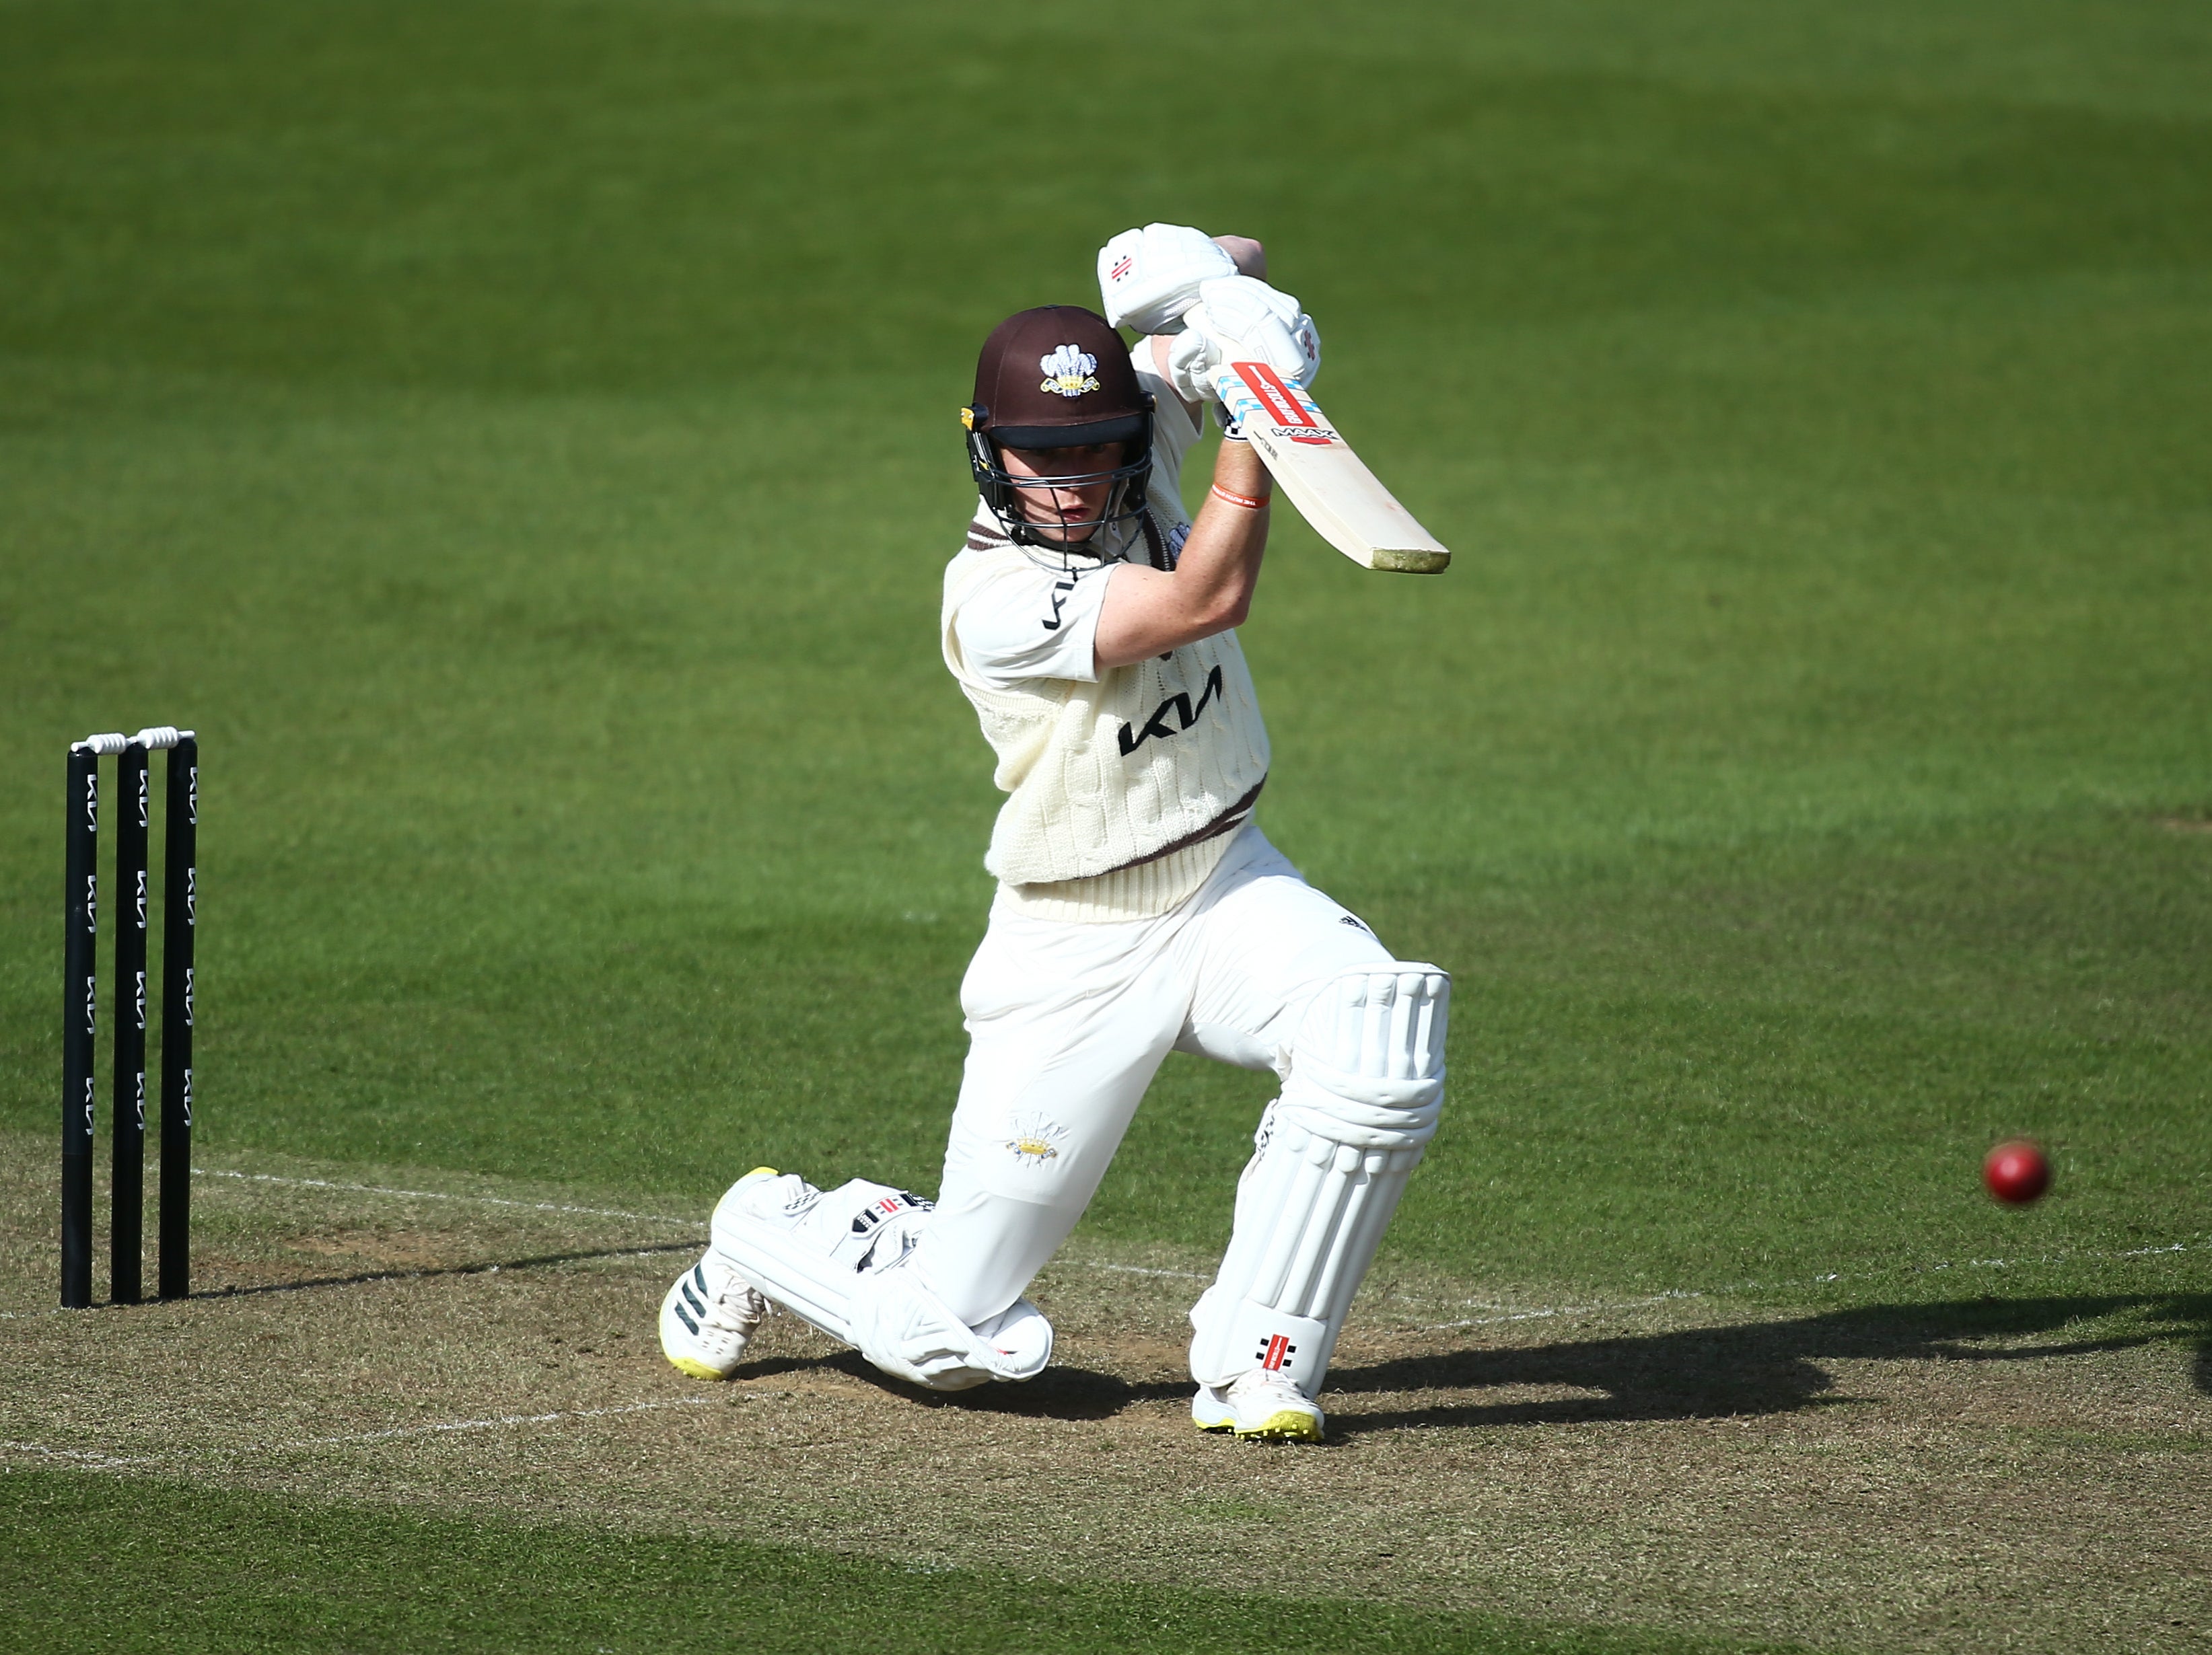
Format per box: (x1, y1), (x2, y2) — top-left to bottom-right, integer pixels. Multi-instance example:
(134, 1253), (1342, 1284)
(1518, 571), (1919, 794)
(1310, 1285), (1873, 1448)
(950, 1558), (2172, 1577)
(1983, 1139), (2051, 1206)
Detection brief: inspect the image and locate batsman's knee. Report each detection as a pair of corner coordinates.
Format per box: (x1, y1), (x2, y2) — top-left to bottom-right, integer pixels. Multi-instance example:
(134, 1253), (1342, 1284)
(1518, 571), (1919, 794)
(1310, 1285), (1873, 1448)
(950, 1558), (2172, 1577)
(1277, 962), (1450, 1149)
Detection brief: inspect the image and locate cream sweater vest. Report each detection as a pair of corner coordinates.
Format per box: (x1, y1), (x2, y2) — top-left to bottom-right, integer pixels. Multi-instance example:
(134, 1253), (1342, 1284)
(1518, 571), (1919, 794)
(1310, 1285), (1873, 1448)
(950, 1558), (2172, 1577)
(942, 517), (1272, 923)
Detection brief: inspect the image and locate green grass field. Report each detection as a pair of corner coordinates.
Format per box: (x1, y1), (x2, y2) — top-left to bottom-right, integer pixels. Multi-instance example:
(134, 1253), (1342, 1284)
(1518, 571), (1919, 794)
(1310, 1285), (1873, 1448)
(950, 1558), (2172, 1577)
(3, 2), (2209, 1650)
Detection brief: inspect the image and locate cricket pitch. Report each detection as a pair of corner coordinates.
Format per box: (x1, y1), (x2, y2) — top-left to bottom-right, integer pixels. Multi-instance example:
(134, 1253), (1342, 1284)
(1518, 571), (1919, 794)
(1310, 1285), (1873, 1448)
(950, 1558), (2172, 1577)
(2, 1131), (2205, 1652)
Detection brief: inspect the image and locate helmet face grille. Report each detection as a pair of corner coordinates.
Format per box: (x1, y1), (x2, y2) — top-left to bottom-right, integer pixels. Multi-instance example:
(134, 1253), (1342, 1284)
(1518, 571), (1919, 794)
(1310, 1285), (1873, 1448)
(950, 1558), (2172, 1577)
(967, 412), (1153, 551)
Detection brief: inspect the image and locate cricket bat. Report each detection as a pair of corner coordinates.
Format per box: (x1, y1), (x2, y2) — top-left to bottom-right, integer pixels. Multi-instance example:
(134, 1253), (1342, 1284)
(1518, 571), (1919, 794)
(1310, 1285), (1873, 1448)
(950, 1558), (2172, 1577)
(1212, 360), (1450, 575)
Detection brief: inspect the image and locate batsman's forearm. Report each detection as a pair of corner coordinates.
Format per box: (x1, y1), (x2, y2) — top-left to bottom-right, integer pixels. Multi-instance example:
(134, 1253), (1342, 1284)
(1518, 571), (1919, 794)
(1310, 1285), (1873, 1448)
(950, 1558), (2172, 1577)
(1174, 439), (1271, 610)
(1211, 432), (1271, 501)
(1091, 440), (1269, 666)
(1213, 234), (1267, 281)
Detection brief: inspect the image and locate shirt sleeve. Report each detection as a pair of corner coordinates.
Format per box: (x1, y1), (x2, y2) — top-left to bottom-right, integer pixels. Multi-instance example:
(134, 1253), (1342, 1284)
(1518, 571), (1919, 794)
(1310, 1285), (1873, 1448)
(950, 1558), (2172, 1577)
(950, 553), (1116, 688)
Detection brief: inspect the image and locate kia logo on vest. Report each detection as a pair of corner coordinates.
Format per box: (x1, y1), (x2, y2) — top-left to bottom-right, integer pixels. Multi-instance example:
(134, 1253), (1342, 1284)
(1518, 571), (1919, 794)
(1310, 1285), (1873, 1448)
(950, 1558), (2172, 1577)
(1117, 664), (1225, 757)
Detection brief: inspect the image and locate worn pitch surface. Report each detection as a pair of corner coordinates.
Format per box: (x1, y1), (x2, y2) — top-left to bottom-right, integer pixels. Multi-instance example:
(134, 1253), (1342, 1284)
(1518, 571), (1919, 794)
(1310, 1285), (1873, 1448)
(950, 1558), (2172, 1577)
(3, 1136), (2206, 1652)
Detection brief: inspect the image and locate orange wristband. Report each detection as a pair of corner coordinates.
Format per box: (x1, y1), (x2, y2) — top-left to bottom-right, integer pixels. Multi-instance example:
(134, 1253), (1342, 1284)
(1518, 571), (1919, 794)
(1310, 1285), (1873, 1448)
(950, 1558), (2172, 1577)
(1209, 483), (1271, 511)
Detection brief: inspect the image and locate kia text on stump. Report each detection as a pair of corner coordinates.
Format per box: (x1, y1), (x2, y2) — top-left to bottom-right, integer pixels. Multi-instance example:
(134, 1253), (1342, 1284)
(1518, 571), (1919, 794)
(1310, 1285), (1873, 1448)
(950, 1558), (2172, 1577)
(61, 726), (197, 1309)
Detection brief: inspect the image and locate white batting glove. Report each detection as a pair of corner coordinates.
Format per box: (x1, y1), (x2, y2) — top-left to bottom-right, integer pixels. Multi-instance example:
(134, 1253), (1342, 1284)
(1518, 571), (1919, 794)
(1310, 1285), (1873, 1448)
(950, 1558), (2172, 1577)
(1166, 275), (1322, 404)
(1097, 223), (1238, 335)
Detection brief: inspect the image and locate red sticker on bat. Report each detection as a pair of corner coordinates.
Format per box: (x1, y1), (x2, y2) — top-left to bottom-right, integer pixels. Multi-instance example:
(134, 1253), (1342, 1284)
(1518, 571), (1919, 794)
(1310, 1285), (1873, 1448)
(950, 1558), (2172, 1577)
(1230, 362), (1340, 447)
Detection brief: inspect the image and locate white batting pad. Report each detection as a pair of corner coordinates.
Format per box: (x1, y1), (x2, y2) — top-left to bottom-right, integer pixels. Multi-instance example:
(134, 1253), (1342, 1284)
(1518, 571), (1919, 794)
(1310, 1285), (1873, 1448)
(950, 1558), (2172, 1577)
(1097, 223), (1237, 334)
(710, 1171), (1051, 1391)
(1189, 965), (1450, 1393)
(1276, 963), (1448, 1142)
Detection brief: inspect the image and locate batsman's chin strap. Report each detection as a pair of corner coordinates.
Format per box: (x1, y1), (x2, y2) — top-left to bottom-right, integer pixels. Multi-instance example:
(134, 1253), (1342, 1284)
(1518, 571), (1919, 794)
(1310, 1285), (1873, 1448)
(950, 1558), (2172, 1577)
(989, 500), (1164, 579)
(1139, 507), (1175, 571)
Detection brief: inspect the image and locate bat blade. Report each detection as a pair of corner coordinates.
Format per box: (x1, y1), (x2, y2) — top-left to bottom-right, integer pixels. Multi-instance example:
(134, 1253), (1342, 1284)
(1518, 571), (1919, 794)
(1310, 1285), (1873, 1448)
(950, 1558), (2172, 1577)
(1213, 361), (1450, 574)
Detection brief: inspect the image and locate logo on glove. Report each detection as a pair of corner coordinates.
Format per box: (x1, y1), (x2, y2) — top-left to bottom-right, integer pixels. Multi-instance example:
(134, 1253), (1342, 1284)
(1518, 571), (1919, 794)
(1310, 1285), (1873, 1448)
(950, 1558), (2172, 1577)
(1039, 344), (1101, 398)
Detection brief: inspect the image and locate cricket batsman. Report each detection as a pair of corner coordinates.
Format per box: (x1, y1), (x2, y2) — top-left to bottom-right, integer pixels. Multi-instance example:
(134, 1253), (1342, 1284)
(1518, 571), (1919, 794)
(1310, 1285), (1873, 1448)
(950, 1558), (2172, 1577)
(657, 225), (1450, 1442)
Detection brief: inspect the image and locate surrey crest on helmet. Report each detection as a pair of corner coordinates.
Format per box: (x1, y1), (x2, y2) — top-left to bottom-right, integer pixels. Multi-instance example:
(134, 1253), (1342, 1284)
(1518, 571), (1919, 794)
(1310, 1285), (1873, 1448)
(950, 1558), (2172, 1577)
(1039, 344), (1102, 398)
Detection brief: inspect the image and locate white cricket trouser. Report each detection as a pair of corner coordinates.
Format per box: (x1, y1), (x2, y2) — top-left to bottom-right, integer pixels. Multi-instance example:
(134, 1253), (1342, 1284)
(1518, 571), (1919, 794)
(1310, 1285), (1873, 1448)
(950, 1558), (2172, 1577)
(912, 823), (1393, 1327)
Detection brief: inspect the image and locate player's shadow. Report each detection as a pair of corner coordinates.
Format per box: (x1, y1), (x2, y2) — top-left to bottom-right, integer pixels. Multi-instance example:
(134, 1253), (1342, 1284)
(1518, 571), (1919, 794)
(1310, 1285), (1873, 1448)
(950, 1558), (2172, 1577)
(1322, 1292), (2212, 1436)
(737, 1349), (1192, 1420)
(732, 1292), (2211, 1430)
(931, 1362), (1194, 1419)
(184, 1241), (701, 1302)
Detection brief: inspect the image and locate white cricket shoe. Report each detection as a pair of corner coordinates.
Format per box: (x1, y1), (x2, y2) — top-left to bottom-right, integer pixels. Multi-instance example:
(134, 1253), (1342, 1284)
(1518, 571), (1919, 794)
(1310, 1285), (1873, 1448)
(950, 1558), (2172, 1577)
(658, 1251), (769, 1381)
(1192, 1369), (1326, 1442)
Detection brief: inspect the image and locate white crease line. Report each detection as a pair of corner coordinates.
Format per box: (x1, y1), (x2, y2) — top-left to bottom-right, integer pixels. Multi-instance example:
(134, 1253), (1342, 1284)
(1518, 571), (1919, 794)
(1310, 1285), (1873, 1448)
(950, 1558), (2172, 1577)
(0, 1397), (714, 1473)
(290, 1395), (713, 1448)
(51, 1168), (2211, 1334)
(195, 1167), (703, 1229)
(190, 1165), (2204, 1296)
(1732, 1237), (2207, 1293)
(0, 1439), (151, 1470)
(1069, 1261), (1211, 1280)
(1410, 1237), (2207, 1332)
(1422, 1292), (1707, 1331)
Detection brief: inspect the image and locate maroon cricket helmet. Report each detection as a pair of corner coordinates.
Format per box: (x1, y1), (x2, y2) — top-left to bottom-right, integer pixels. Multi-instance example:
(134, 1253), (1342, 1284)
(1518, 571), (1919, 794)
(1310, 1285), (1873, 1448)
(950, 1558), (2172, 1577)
(967, 305), (1149, 450)
(963, 305), (1154, 548)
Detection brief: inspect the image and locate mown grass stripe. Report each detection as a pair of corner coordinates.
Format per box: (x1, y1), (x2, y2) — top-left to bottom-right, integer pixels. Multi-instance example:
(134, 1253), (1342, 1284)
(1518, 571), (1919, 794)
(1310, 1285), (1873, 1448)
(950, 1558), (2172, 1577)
(0, 1466), (1808, 1654)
